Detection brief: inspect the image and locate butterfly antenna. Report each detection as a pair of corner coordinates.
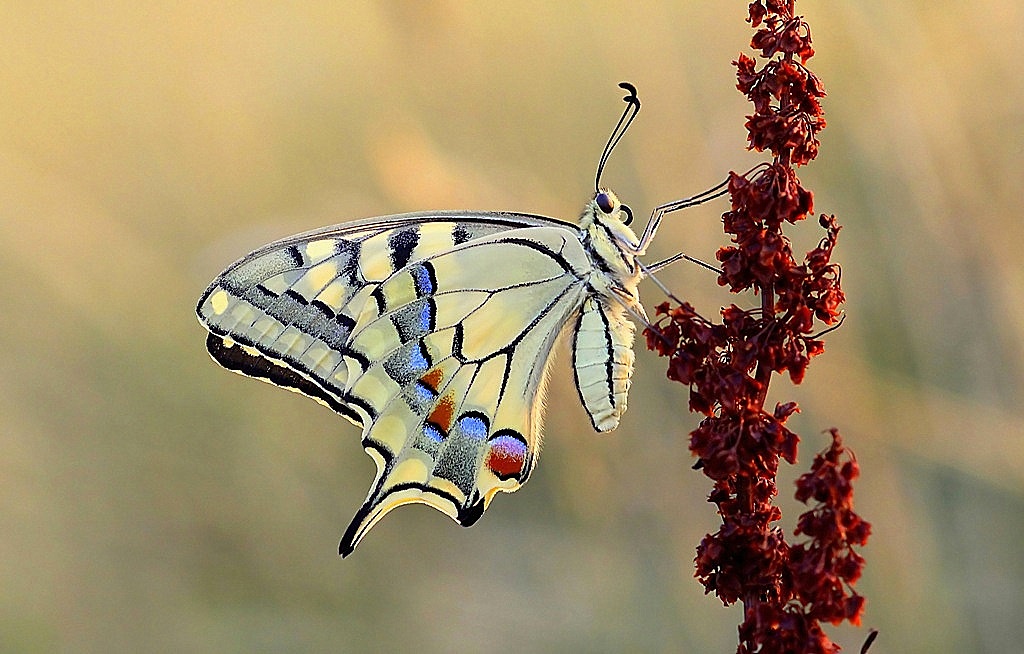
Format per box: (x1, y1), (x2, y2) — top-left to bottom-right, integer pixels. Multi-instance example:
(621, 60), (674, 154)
(595, 82), (641, 191)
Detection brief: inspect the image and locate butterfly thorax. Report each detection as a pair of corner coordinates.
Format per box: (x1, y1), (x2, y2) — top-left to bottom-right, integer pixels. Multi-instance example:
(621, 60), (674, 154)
(577, 189), (644, 317)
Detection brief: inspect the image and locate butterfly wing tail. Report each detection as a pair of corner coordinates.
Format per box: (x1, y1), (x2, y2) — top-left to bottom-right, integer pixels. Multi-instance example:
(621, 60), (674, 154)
(338, 467), (489, 557)
(340, 426), (515, 556)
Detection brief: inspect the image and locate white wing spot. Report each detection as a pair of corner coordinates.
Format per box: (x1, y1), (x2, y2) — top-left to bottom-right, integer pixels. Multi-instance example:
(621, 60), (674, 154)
(305, 239), (337, 263)
(210, 289), (230, 316)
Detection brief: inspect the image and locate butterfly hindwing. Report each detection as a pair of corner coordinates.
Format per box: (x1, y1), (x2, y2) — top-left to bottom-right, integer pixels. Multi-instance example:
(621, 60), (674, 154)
(337, 227), (593, 553)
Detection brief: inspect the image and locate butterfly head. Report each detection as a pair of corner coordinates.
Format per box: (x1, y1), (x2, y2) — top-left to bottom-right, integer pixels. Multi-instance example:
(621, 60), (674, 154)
(578, 188), (645, 288)
(594, 190), (633, 225)
(582, 188), (639, 242)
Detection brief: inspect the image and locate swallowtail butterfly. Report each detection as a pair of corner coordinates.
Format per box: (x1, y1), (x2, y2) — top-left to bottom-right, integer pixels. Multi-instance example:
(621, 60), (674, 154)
(197, 83), (720, 555)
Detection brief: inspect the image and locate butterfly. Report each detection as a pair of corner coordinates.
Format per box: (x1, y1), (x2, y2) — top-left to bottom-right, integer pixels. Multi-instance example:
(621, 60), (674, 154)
(196, 83), (722, 556)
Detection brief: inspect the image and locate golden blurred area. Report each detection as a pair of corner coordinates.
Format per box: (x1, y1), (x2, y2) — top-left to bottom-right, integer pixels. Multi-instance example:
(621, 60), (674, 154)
(1, 3), (1021, 652)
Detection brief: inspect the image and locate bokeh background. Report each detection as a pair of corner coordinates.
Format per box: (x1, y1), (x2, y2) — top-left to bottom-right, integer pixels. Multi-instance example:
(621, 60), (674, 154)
(1, 3), (1021, 652)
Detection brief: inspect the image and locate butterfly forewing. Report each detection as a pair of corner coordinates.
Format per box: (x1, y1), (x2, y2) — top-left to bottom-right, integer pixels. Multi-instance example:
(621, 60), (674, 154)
(196, 210), (642, 555)
(198, 213), (563, 410)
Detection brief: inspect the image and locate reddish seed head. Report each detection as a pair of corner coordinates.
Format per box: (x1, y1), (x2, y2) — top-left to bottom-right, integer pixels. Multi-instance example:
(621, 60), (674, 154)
(644, 1), (868, 650)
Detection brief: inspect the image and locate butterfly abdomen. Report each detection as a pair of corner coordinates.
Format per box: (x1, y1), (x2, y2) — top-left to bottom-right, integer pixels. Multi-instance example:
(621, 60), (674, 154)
(571, 296), (636, 432)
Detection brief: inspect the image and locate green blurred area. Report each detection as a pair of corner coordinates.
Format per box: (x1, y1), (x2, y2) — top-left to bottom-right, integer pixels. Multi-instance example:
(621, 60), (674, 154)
(1, 3), (1021, 652)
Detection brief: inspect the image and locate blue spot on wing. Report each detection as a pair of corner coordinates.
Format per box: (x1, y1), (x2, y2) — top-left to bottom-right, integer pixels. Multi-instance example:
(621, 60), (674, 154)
(432, 411), (491, 495)
(408, 342), (430, 373)
(414, 380), (436, 404)
(384, 341), (433, 385)
(423, 423), (445, 443)
(417, 301), (433, 332)
(391, 299), (435, 341)
(457, 413), (489, 441)
(413, 421), (446, 457)
(411, 262), (437, 296)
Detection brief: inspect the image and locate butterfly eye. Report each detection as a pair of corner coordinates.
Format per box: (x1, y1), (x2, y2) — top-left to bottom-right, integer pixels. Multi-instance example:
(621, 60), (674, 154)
(620, 204), (634, 225)
(596, 192), (614, 214)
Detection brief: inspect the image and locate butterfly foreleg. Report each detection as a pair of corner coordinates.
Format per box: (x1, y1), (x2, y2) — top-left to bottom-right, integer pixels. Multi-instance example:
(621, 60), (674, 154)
(634, 177), (732, 253)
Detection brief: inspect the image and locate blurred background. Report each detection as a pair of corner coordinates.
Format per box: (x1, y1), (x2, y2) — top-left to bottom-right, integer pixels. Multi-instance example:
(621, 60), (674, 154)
(1, 2), (1020, 652)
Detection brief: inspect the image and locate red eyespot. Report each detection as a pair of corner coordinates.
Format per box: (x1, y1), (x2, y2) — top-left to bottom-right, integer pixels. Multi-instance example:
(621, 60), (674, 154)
(486, 431), (528, 481)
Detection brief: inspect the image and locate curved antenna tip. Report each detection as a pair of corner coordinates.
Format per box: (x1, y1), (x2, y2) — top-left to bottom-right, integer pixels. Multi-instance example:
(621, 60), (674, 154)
(595, 82), (642, 190)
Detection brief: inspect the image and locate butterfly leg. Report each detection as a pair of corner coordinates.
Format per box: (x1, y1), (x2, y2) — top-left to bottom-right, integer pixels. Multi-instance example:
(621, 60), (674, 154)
(633, 178), (731, 253)
(636, 253), (721, 308)
(645, 252), (722, 275)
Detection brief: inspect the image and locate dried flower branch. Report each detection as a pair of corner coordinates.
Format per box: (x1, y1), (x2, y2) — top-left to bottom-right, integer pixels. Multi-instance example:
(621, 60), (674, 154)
(645, 2), (870, 651)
